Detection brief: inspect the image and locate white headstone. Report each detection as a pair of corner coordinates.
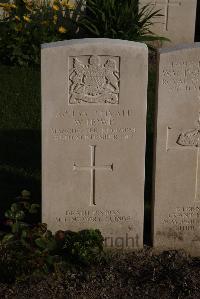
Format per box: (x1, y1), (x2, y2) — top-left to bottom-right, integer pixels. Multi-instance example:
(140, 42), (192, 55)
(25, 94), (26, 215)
(139, 0), (197, 47)
(154, 43), (200, 256)
(42, 38), (148, 249)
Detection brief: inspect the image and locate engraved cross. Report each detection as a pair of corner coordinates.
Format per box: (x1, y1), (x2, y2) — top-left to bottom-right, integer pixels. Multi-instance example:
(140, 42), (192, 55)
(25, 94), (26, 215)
(166, 116), (200, 201)
(149, 0), (181, 31)
(73, 145), (113, 206)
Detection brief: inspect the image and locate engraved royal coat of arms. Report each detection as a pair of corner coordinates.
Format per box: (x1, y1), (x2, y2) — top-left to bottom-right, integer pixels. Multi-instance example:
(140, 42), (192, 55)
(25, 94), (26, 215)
(177, 117), (200, 148)
(69, 55), (120, 104)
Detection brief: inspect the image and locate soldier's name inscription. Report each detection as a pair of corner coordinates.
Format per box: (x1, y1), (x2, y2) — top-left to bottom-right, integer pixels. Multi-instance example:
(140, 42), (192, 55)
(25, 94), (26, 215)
(52, 108), (136, 142)
(56, 108), (133, 120)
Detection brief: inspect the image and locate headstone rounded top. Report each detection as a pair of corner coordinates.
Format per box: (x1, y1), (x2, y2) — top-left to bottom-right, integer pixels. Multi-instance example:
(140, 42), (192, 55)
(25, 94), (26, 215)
(159, 42), (200, 54)
(41, 38), (148, 50)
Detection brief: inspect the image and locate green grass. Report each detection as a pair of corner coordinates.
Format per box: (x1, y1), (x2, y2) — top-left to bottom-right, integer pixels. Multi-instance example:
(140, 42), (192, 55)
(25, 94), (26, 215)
(0, 64), (40, 130)
(0, 64), (41, 219)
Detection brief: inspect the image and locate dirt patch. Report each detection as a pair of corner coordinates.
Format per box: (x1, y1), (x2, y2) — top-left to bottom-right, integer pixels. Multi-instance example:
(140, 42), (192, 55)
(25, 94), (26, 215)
(0, 248), (200, 299)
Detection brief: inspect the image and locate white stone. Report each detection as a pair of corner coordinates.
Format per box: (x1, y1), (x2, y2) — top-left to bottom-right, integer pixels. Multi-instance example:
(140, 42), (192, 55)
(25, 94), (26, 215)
(139, 0), (197, 47)
(41, 38), (148, 249)
(153, 43), (200, 256)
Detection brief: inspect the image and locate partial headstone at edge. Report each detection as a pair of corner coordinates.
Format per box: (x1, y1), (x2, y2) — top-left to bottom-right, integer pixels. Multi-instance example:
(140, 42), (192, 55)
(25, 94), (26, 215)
(41, 38), (148, 249)
(139, 0), (197, 47)
(153, 43), (200, 256)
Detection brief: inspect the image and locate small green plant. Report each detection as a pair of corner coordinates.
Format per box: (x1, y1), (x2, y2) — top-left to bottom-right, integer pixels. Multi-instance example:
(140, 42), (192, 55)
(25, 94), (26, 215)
(3, 190), (40, 238)
(55, 229), (104, 265)
(0, 0), (82, 65)
(0, 190), (104, 283)
(78, 0), (167, 43)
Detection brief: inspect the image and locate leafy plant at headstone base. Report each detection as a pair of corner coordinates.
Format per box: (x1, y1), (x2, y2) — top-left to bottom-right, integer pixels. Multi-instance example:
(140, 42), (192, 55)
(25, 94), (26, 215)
(0, 0), (83, 65)
(55, 229), (104, 265)
(0, 190), (104, 283)
(78, 0), (169, 45)
(0, 189), (43, 282)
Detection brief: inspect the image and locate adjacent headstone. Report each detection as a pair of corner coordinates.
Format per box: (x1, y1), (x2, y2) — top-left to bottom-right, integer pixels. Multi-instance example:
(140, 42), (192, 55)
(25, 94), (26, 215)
(154, 43), (200, 256)
(139, 0), (197, 47)
(42, 39), (148, 249)
(195, 0), (200, 42)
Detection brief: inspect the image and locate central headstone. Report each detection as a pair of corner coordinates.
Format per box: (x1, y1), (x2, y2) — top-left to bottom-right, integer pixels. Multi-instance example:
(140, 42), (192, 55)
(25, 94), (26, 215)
(42, 39), (148, 249)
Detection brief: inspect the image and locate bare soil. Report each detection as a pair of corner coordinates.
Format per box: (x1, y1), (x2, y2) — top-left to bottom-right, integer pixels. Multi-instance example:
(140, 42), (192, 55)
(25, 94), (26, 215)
(0, 248), (200, 299)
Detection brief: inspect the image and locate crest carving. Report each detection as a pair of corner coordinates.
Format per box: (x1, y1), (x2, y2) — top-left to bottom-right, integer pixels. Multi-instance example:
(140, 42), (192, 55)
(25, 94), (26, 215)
(69, 55), (120, 104)
(177, 118), (200, 147)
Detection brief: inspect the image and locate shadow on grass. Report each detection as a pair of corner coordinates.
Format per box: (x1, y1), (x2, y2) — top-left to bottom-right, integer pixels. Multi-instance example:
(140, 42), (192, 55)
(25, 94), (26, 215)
(0, 129), (41, 221)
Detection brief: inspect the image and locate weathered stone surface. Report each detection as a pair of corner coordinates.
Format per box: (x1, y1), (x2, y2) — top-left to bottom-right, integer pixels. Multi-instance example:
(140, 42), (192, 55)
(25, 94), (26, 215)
(41, 39), (148, 249)
(153, 43), (200, 256)
(139, 0), (197, 47)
